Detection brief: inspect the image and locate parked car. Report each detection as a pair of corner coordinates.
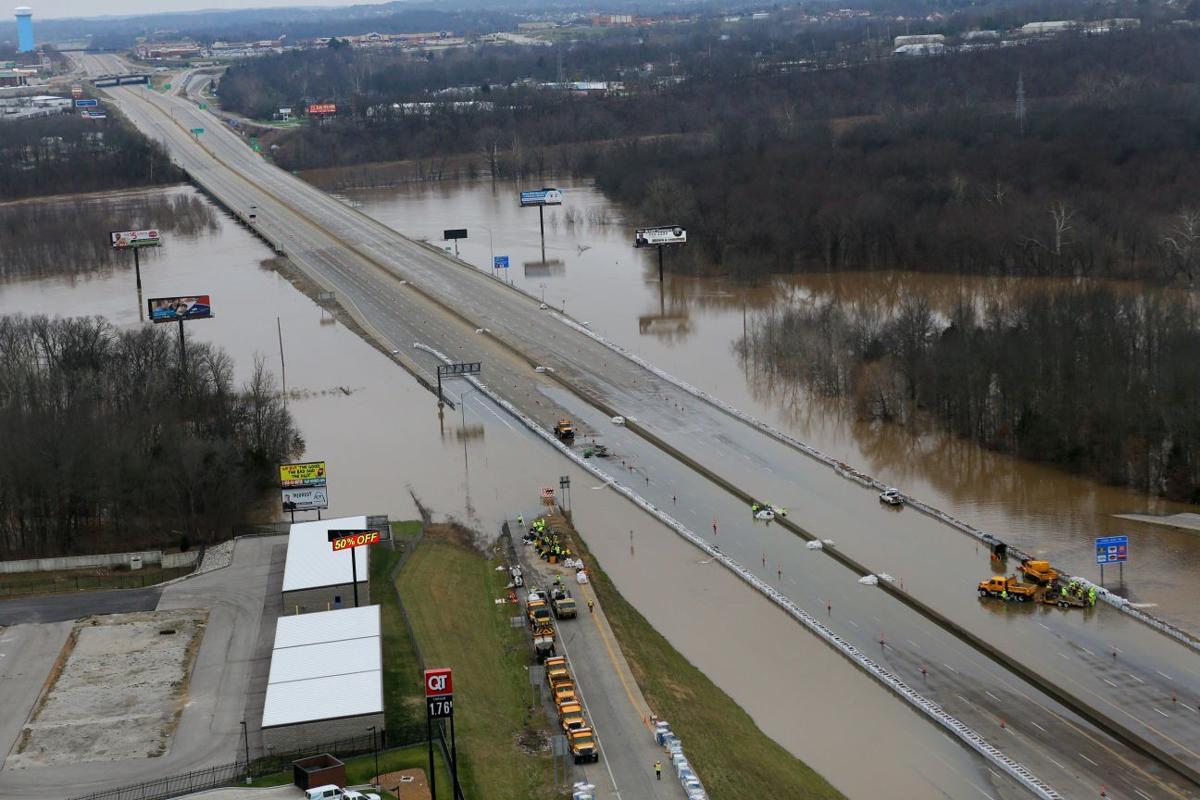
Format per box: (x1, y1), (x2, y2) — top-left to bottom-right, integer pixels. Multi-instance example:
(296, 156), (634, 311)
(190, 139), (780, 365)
(879, 487), (903, 506)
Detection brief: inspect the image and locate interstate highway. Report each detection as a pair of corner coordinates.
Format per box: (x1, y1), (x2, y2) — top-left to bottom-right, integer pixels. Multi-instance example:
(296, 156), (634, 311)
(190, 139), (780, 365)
(80, 53), (1200, 798)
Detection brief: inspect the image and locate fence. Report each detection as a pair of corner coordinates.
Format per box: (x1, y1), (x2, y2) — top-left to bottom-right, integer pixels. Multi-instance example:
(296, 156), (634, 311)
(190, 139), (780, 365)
(0, 565), (195, 597)
(0, 549), (198, 575)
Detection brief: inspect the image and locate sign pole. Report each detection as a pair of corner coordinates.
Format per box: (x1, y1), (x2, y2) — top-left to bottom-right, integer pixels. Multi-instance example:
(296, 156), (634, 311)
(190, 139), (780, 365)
(1100, 563), (1104, 587)
(450, 713), (460, 800)
(427, 715), (437, 800)
(133, 247), (142, 291)
(351, 547), (359, 607)
(658, 245), (665, 283)
(177, 319), (187, 373)
(539, 205), (546, 262)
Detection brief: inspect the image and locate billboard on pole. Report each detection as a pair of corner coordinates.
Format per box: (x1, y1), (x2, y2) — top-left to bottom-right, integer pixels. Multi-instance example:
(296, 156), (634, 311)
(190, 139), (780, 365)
(327, 529), (382, 551)
(147, 295), (211, 323)
(282, 486), (329, 512)
(307, 103), (337, 115)
(111, 229), (161, 249)
(635, 226), (687, 247)
(280, 460), (327, 488)
(520, 188), (563, 207)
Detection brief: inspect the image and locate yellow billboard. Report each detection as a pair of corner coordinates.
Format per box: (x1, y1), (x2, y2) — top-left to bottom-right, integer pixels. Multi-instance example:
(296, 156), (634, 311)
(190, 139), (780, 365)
(280, 461), (327, 488)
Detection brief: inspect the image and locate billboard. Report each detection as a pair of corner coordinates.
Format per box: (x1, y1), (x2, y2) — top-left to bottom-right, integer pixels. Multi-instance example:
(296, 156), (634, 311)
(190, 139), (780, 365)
(280, 460), (327, 488)
(281, 486), (329, 512)
(75, 98), (98, 108)
(443, 228), (468, 240)
(111, 229), (161, 249)
(1095, 535), (1129, 564)
(635, 226), (687, 248)
(307, 103), (337, 115)
(424, 667), (454, 697)
(520, 188), (563, 207)
(148, 295), (211, 323)
(327, 529), (382, 551)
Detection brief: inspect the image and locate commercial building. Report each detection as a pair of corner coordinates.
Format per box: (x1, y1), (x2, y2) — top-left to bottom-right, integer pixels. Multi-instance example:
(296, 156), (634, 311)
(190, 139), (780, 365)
(281, 515), (372, 614)
(15, 6), (33, 53)
(261, 605), (384, 753)
(0, 68), (27, 87)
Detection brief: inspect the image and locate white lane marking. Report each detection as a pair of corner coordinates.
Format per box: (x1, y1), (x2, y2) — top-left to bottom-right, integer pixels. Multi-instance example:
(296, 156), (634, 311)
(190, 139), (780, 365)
(985, 691), (1001, 702)
(1080, 646), (1095, 656)
(956, 695), (972, 705)
(1030, 721), (1046, 732)
(943, 663), (958, 673)
(1157, 670), (1173, 681)
(1104, 679), (1118, 688)
(907, 639), (921, 649)
(1057, 652), (1070, 660)
(1134, 789), (1152, 800)
(1128, 673), (1144, 683)
(1048, 757), (1067, 770)
(1078, 753), (1099, 767)
(1153, 707), (1169, 717)
(970, 782), (997, 800)
(846, 618), (859, 628)
(1037, 623), (1051, 631)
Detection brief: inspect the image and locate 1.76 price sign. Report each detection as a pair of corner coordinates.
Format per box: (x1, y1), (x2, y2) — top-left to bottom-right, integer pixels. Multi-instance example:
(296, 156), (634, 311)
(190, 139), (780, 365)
(427, 695), (454, 719)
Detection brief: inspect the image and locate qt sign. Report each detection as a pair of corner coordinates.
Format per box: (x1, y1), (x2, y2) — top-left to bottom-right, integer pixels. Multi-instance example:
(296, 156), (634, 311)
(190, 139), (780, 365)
(424, 667), (453, 697)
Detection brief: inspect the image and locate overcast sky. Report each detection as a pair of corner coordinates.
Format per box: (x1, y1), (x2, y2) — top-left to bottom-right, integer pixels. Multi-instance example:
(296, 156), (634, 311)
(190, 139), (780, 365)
(18, 0), (373, 21)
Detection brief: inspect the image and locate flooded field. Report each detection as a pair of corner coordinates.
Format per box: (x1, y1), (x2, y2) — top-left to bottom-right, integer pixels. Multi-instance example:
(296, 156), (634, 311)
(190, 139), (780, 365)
(335, 176), (1200, 632)
(0, 184), (1017, 799)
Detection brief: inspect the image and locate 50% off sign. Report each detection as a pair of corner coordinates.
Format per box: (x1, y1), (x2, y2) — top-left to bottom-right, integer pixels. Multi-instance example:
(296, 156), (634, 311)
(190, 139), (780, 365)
(328, 530), (382, 551)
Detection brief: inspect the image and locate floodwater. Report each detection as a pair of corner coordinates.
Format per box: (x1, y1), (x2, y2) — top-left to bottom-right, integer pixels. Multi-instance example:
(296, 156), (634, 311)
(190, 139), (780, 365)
(0, 185), (1019, 799)
(332, 176), (1200, 632)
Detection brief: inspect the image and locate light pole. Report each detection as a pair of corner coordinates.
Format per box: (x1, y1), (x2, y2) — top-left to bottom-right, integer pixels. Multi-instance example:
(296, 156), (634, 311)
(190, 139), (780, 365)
(240, 719), (251, 782)
(368, 725), (380, 789)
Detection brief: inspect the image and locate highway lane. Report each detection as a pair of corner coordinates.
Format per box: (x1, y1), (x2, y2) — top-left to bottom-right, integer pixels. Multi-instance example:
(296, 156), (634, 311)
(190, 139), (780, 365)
(81, 55), (1200, 794)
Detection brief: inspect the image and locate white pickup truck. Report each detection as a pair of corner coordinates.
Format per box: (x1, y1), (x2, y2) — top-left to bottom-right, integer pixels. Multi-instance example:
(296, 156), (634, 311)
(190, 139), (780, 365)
(305, 786), (380, 800)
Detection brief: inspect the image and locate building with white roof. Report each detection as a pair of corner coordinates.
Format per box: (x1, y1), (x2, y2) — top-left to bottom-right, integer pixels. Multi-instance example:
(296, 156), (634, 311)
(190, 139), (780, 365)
(261, 604), (384, 752)
(281, 515), (372, 614)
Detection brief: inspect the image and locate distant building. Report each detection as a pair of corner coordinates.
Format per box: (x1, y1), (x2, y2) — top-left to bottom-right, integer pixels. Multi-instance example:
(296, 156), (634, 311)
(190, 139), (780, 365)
(962, 29), (1000, 41)
(1019, 21), (1075, 36)
(893, 33), (945, 47)
(0, 68), (27, 87)
(15, 6), (33, 53)
(894, 42), (946, 56)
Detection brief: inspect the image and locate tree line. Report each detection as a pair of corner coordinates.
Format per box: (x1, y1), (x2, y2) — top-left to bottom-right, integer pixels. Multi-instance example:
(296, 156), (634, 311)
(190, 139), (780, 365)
(736, 287), (1200, 501)
(0, 316), (303, 558)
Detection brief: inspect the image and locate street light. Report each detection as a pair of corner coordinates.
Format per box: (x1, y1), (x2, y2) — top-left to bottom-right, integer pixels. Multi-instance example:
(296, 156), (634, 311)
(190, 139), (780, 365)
(368, 725), (380, 789)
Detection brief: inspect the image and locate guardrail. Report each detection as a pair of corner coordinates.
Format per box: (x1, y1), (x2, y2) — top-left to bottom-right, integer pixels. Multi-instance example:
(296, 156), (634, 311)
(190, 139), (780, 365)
(413, 341), (1061, 800)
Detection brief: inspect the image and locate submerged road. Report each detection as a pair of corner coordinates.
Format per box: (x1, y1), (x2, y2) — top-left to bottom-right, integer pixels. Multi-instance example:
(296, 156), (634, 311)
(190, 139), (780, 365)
(79, 53), (1200, 798)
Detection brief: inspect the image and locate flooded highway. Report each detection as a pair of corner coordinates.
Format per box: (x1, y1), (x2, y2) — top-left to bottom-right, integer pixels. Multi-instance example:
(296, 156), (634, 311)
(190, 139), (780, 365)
(332, 176), (1200, 635)
(0, 185), (1025, 799)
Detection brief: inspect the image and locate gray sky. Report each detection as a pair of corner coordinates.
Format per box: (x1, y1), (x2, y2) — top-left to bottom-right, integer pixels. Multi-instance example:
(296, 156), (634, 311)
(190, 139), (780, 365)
(19, 0), (371, 21)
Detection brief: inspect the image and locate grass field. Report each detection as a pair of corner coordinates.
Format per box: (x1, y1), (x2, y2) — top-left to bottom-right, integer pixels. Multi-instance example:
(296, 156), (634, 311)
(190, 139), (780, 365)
(0, 564), (193, 597)
(394, 524), (557, 800)
(249, 743), (452, 798)
(565, 514), (847, 800)
(370, 522), (425, 738)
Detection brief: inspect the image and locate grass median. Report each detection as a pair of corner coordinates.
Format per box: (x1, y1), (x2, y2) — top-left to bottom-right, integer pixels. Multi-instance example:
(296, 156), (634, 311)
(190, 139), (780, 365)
(563, 514), (846, 800)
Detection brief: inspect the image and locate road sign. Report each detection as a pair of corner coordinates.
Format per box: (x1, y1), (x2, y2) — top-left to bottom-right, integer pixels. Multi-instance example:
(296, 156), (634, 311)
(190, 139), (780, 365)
(427, 696), (454, 719)
(438, 362), (481, 377)
(75, 98), (98, 108)
(327, 529), (381, 551)
(494, 255), (509, 269)
(425, 667), (454, 697)
(199, 103), (207, 110)
(444, 228), (468, 241)
(1095, 535), (1129, 564)
(191, 127), (204, 136)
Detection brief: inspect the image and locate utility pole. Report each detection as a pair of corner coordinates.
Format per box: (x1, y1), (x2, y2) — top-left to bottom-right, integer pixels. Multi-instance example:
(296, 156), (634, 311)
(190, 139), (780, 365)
(277, 316), (287, 407)
(1015, 71), (1027, 136)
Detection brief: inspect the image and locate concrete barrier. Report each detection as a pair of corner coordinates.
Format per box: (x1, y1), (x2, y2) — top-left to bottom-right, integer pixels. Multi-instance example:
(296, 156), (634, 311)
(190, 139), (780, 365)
(0, 549), (198, 574)
(413, 342), (1062, 800)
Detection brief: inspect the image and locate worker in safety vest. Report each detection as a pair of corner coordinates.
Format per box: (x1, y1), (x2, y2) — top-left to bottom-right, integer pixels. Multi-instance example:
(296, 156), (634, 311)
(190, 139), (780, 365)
(517, 515), (524, 528)
(1088, 587), (1097, 606)
(1001, 589), (1008, 600)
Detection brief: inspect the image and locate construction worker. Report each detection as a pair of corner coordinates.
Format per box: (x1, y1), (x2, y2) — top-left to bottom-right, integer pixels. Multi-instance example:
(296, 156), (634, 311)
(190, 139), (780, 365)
(1061, 584), (1068, 597)
(588, 599), (594, 614)
(654, 761), (662, 780)
(517, 514), (524, 528)
(1001, 589), (1008, 601)
(1088, 586), (1097, 606)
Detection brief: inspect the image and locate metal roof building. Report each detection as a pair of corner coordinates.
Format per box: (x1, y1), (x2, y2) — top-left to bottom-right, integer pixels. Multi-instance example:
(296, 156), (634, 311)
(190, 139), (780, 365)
(261, 605), (384, 751)
(281, 515), (372, 613)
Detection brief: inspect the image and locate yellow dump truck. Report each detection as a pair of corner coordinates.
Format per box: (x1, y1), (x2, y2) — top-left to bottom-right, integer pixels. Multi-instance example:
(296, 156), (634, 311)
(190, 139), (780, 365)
(977, 575), (1038, 602)
(532, 624), (556, 662)
(567, 726), (600, 763)
(1020, 559), (1059, 585)
(553, 680), (578, 707)
(554, 419), (576, 440)
(526, 595), (552, 628)
(558, 701), (587, 732)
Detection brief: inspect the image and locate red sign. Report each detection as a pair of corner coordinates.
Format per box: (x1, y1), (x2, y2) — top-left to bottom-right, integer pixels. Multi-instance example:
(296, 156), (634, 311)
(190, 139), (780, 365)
(327, 529), (381, 551)
(307, 103), (337, 115)
(424, 667), (453, 697)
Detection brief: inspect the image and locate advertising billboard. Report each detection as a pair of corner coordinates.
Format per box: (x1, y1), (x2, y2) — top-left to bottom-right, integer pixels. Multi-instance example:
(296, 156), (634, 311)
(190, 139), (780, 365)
(520, 188), (563, 207)
(307, 103), (337, 115)
(147, 295), (211, 323)
(111, 229), (161, 249)
(443, 228), (468, 240)
(327, 529), (382, 551)
(280, 460), (327, 488)
(281, 486), (329, 512)
(635, 226), (687, 248)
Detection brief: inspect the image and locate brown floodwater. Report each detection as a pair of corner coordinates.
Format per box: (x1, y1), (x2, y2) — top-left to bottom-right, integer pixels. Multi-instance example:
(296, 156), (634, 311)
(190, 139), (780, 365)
(0, 185), (1018, 799)
(335, 176), (1200, 632)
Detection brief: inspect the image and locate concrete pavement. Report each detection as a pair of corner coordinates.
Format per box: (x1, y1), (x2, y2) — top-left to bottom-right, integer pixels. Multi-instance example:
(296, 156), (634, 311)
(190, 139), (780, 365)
(0, 586), (161, 625)
(0, 622), (73, 769)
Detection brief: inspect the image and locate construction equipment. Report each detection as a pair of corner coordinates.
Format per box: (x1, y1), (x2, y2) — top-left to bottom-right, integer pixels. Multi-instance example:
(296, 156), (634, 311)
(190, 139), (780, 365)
(551, 587), (577, 619)
(553, 680), (578, 707)
(1020, 559), (1059, 585)
(558, 701), (587, 732)
(567, 726), (600, 763)
(532, 624), (556, 662)
(583, 444), (609, 458)
(545, 656), (570, 686)
(977, 575), (1038, 602)
(554, 419), (576, 440)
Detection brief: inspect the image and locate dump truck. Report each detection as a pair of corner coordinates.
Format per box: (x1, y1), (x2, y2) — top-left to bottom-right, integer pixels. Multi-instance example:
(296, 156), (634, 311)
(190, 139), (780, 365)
(554, 419), (576, 440)
(553, 680), (578, 707)
(977, 575), (1038, 602)
(567, 726), (600, 763)
(545, 656), (570, 687)
(551, 588), (577, 619)
(1020, 559), (1059, 585)
(558, 701), (587, 732)
(526, 593), (553, 628)
(532, 624), (556, 662)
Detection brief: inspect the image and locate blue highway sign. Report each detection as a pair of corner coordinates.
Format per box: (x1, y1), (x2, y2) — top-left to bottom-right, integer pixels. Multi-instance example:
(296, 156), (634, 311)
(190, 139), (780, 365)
(1095, 535), (1129, 564)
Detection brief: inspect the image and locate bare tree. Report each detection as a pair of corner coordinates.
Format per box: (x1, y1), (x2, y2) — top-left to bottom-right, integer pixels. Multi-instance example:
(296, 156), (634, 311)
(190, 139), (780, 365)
(1161, 208), (1200, 284)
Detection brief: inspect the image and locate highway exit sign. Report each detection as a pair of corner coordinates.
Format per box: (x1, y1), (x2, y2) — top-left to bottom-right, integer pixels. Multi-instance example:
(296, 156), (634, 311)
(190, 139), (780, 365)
(199, 103), (207, 110)
(191, 127), (204, 135)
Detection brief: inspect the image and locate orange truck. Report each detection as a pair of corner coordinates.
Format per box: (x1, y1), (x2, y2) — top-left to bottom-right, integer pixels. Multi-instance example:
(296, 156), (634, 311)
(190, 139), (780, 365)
(1020, 559), (1059, 585)
(567, 726), (599, 763)
(558, 701), (587, 732)
(977, 575), (1038, 602)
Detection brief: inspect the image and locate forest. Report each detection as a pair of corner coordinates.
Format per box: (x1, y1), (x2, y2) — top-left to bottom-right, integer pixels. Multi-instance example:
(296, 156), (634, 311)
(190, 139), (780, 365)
(736, 287), (1200, 501)
(0, 316), (303, 558)
(0, 113), (182, 201)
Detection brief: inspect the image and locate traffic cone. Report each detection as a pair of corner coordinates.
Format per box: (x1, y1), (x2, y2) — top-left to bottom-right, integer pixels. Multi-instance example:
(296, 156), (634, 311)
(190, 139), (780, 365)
(1000, 719), (1006, 729)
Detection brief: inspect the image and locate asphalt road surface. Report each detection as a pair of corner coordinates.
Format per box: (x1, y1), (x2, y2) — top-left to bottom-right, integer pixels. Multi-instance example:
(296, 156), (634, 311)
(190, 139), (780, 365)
(75, 53), (1200, 798)
(0, 586), (161, 625)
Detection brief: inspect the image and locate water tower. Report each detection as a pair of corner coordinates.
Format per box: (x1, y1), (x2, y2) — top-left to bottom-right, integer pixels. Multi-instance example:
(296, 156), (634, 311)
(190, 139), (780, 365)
(15, 6), (34, 53)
